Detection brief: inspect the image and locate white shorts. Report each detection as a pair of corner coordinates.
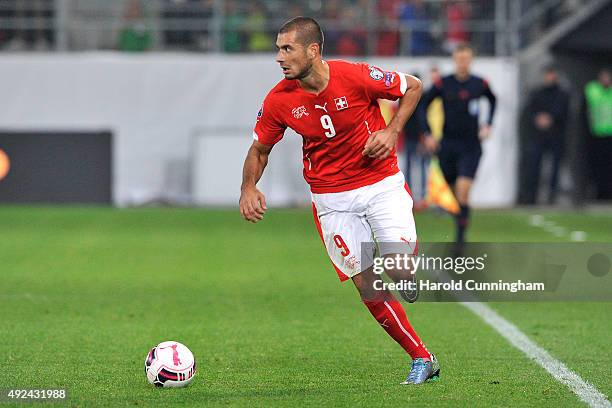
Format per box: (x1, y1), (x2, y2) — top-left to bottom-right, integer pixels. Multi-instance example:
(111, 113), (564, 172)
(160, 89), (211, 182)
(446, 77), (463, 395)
(311, 171), (418, 282)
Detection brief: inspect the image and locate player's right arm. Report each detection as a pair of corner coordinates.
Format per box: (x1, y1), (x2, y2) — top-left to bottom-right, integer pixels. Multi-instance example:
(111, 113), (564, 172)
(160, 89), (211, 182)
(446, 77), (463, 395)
(240, 93), (286, 223)
(240, 141), (272, 223)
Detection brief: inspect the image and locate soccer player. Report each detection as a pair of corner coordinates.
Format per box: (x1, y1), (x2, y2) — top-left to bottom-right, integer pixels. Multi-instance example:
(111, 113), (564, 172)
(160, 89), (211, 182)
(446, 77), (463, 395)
(239, 17), (439, 385)
(420, 44), (496, 255)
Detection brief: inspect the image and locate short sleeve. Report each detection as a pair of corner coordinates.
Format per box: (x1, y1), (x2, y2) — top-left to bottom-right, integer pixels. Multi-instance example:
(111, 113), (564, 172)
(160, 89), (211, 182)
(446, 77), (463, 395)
(253, 95), (286, 145)
(360, 63), (408, 101)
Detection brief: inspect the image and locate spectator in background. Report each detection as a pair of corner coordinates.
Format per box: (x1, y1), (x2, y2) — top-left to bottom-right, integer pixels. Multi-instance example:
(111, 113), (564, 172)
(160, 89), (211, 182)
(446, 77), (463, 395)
(0, 1), (10, 48)
(162, 0), (212, 51)
(523, 65), (570, 204)
(286, 3), (305, 20)
(444, 0), (470, 53)
(399, 0), (432, 55)
(245, 1), (271, 52)
(423, 66), (444, 144)
(321, 0), (343, 55)
(163, 0), (194, 49)
(118, 0), (152, 52)
(583, 68), (612, 199)
(376, 0), (400, 55)
(403, 72), (429, 208)
(193, 0), (214, 51)
(223, 0), (245, 52)
(2, 0), (54, 51)
(470, 0), (495, 55)
(335, 6), (367, 56)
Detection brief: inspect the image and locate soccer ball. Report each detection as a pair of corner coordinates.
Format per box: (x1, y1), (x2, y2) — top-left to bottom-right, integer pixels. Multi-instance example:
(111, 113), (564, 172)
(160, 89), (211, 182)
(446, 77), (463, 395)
(144, 341), (196, 388)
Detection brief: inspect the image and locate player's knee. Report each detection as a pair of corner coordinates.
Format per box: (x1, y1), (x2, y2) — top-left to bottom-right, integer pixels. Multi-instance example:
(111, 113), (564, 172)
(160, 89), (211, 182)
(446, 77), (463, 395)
(455, 178), (472, 204)
(456, 193), (469, 205)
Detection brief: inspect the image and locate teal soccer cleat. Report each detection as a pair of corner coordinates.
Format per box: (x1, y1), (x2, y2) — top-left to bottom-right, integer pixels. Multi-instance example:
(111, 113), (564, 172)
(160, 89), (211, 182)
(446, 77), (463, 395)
(401, 354), (440, 385)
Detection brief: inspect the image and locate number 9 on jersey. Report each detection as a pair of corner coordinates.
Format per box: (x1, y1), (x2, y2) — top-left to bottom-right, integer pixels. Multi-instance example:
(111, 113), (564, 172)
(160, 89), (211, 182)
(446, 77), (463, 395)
(320, 115), (336, 138)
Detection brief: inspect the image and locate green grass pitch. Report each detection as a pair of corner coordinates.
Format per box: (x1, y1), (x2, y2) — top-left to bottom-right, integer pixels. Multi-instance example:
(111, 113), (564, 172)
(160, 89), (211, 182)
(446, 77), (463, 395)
(0, 207), (610, 407)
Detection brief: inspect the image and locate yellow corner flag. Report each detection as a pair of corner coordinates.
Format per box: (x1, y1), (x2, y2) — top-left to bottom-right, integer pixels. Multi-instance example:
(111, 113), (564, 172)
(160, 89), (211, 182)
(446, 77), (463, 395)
(426, 158), (459, 215)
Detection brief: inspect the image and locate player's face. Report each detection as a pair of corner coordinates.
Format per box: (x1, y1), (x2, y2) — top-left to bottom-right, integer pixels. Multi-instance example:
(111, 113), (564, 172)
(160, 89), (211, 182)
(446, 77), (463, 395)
(430, 68), (440, 83)
(599, 70), (611, 87)
(453, 49), (473, 75)
(543, 70), (558, 85)
(275, 31), (313, 80)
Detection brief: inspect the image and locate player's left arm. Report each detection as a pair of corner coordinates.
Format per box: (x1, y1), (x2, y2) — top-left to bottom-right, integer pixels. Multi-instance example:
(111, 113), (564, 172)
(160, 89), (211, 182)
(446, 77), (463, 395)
(363, 74), (423, 159)
(479, 79), (497, 140)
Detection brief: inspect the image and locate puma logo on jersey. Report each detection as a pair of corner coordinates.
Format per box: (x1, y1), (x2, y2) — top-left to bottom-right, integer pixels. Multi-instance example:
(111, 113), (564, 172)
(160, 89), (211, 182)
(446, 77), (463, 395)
(292, 106), (309, 119)
(314, 102), (328, 113)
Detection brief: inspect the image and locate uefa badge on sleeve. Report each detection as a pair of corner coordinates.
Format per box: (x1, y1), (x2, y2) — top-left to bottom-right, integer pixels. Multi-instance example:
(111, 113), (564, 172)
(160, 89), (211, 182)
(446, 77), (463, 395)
(369, 66), (384, 81)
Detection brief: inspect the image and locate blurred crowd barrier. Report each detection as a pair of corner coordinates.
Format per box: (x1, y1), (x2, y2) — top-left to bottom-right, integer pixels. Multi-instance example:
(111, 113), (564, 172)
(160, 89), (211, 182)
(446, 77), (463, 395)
(0, 0), (595, 56)
(0, 54), (518, 207)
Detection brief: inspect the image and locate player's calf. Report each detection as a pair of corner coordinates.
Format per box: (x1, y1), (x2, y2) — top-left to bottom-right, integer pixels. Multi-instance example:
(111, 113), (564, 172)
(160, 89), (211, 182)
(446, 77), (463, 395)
(352, 268), (431, 361)
(381, 252), (419, 303)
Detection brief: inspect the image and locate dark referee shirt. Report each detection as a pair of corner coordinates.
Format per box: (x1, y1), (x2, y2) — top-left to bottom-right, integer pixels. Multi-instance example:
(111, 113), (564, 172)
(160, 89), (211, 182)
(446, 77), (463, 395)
(420, 74), (497, 144)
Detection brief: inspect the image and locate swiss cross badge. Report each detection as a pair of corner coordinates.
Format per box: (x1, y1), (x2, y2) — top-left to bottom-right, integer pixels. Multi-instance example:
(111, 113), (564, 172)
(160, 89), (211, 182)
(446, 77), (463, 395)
(334, 96), (348, 111)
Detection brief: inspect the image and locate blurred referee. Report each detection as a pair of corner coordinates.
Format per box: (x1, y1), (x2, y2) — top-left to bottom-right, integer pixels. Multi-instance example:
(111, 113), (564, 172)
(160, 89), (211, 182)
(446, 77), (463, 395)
(420, 44), (496, 255)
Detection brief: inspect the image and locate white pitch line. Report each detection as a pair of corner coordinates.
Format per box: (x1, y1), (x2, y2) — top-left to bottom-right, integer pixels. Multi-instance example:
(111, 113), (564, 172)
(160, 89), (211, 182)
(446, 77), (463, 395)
(526, 213), (587, 241)
(462, 301), (611, 408)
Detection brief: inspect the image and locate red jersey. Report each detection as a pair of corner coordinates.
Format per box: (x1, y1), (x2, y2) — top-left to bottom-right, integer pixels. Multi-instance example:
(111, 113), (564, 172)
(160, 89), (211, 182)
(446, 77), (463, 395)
(253, 60), (408, 194)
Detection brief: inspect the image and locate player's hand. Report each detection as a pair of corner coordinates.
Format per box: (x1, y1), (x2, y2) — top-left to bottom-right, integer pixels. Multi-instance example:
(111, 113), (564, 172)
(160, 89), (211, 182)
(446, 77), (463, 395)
(362, 129), (398, 160)
(479, 125), (492, 141)
(422, 134), (439, 153)
(239, 186), (267, 223)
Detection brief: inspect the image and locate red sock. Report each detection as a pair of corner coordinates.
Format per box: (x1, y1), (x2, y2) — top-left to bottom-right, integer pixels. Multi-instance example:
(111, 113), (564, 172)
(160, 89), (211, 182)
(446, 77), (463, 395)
(364, 296), (430, 359)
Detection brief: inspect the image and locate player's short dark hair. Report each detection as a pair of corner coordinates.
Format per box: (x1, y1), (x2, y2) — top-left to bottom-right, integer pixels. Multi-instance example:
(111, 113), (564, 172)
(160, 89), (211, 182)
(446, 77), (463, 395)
(543, 63), (557, 73)
(454, 43), (474, 54)
(279, 17), (324, 53)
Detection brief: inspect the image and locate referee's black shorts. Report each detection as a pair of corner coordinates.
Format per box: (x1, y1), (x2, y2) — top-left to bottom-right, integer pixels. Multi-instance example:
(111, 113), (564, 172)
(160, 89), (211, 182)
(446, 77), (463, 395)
(438, 139), (482, 186)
